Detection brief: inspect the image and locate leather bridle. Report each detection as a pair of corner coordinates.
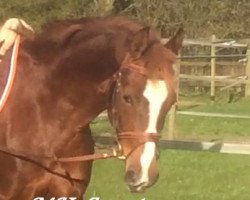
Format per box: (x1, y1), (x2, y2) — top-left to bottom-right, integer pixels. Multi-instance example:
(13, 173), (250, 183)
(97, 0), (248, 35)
(110, 55), (159, 160)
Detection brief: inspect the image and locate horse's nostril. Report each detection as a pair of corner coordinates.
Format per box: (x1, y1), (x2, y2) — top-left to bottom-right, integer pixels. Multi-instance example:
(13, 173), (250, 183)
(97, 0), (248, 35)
(125, 170), (137, 184)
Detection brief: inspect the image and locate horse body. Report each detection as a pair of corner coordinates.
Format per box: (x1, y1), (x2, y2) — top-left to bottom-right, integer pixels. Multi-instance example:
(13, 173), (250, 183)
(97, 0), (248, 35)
(0, 16), (183, 199)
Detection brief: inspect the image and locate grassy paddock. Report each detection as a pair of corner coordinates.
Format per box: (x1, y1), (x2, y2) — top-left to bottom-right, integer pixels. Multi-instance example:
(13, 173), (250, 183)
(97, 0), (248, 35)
(169, 96), (250, 141)
(86, 150), (250, 200)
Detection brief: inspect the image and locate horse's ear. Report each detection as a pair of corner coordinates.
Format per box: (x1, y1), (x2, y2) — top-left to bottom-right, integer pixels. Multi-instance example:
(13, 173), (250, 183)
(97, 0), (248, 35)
(129, 27), (150, 58)
(165, 28), (184, 55)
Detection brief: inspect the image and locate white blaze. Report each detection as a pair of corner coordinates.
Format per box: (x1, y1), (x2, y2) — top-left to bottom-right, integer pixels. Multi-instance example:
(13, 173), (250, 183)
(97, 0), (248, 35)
(139, 142), (156, 185)
(143, 80), (168, 133)
(139, 80), (168, 185)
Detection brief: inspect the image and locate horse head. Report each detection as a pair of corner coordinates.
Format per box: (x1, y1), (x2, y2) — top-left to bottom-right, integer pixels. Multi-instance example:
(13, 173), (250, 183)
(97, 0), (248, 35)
(109, 27), (184, 192)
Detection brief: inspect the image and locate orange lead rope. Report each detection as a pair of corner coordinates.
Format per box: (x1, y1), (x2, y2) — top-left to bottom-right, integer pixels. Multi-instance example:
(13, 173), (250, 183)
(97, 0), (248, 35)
(0, 34), (20, 113)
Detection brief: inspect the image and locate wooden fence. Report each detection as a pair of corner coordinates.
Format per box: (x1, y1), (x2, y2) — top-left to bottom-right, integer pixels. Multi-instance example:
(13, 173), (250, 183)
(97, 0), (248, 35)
(177, 36), (249, 99)
(165, 36), (250, 140)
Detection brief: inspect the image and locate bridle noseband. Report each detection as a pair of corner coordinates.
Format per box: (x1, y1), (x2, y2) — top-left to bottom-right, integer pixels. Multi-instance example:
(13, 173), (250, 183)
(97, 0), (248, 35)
(117, 132), (159, 159)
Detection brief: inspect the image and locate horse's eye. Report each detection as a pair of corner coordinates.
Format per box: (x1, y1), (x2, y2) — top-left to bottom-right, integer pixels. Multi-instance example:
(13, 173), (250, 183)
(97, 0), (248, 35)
(123, 95), (133, 104)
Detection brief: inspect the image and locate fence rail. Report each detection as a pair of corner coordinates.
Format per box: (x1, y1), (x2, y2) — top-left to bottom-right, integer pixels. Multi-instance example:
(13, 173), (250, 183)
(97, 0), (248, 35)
(179, 74), (249, 83)
(181, 61), (245, 67)
(177, 111), (250, 119)
(162, 38), (248, 48)
(178, 54), (246, 59)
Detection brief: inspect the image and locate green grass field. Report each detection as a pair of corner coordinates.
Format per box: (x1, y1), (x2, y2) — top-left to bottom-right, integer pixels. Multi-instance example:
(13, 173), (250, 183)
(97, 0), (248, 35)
(170, 96), (250, 141)
(86, 150), (250, 200)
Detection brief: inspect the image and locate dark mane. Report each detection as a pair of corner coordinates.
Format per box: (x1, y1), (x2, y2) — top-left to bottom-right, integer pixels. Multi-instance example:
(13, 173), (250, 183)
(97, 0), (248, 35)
(40, 16), (145, 40)
(22, 16), (161, 65)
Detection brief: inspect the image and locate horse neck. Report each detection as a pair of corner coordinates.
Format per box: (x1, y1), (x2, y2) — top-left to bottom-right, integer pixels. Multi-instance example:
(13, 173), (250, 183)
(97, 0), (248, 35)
(41, 35), (128, 127)
(16, 27), (130, 136)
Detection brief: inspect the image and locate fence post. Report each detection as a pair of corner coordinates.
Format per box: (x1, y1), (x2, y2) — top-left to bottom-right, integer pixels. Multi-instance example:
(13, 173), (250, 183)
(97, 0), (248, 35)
(166, 53), (181, 140)
(245, 48), (250, 97)
(167, 105), (176, 140)
(210, 34), (216, 101)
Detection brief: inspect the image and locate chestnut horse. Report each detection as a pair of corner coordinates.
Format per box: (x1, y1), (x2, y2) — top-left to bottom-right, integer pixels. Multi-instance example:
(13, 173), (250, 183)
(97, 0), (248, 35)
(0, 16), (183, 199)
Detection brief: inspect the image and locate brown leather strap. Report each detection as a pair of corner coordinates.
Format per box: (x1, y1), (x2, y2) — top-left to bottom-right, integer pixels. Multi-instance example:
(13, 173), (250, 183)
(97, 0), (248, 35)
(117, 131), (159, 159)
(57, 151), (118, 162)
(118, 53), (148, 76)
(0, 147), (85, 183)
(122, 63), (147, 76)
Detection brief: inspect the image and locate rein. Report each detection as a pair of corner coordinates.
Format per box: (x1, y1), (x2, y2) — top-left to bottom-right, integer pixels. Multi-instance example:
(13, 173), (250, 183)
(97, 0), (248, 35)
(56, 148), (121, 162)
(0, 146), (84, 184)
(0, 144), (121, 184)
